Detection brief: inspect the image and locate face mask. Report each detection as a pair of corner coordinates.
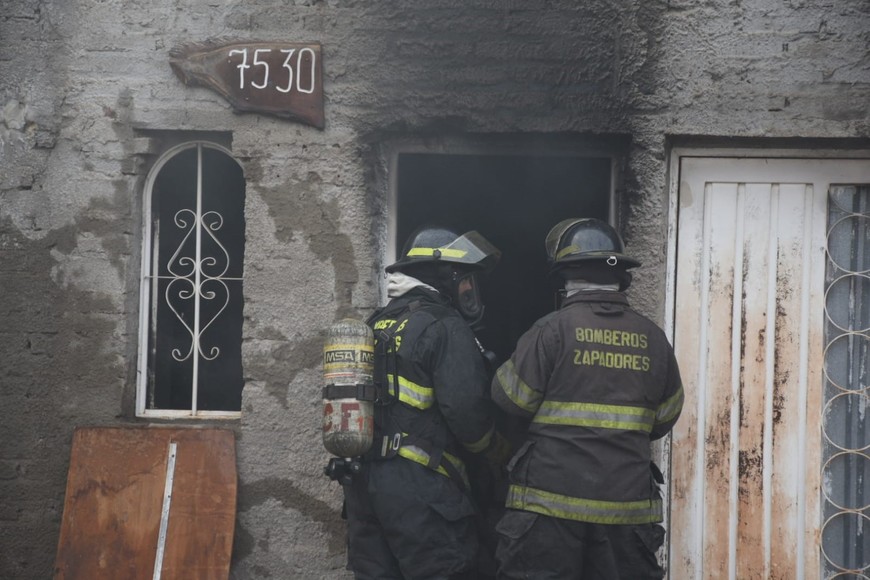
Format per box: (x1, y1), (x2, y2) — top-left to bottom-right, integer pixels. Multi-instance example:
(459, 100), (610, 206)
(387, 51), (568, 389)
(452, 271), (485, 328)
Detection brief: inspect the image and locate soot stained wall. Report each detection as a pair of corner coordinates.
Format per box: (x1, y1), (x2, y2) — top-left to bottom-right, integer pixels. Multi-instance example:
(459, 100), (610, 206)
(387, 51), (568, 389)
(1, 0), (867, 578)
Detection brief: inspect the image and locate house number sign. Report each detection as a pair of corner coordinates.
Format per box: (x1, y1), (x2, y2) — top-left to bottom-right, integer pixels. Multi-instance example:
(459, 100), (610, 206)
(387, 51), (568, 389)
(170, 40), (324, 129)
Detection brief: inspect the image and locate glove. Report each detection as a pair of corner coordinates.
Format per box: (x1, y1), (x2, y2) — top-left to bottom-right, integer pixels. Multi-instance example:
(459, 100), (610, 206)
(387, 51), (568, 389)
(482, 430), (512, 469)
(479, 430), (511, 502)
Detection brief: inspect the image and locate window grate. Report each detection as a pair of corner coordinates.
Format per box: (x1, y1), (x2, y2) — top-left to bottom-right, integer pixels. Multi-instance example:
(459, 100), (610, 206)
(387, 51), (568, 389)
(822, 184), (870, 577)
(137, 142), (246, 417)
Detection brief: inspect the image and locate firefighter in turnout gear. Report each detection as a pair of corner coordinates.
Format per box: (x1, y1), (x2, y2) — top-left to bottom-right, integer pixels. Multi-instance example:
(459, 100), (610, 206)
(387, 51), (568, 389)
(342, 226), (510, 580)
(491, 218), (684, 579)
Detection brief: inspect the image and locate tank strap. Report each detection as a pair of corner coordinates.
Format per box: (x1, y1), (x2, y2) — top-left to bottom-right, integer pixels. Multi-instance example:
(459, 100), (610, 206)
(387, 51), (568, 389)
(322, 383), (377, 401)
(372, 300), (439, 405)
(373, 326), (398, 403)
(368, 300), (468, 489)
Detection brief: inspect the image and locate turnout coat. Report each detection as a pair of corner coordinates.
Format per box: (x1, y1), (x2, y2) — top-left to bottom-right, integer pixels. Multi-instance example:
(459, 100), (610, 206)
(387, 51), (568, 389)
(491, 290), (684, 525)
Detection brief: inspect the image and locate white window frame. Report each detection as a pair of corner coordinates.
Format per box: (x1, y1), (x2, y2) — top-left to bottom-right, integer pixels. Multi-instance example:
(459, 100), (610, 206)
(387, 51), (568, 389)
(136, 141), (244, 419)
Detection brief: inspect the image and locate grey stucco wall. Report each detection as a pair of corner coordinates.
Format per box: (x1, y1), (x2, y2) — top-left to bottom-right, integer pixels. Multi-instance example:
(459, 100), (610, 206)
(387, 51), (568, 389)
(1, 1), (868, 578)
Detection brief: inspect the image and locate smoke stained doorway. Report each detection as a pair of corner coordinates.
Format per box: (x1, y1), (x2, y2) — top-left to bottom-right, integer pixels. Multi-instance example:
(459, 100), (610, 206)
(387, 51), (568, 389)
(395, 152), (613, 364)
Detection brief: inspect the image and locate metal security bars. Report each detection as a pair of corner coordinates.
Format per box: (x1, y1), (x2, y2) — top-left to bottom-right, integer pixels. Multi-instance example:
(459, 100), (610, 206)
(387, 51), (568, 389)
(137, 143), (246, 418)
(822, 184), (870, 577)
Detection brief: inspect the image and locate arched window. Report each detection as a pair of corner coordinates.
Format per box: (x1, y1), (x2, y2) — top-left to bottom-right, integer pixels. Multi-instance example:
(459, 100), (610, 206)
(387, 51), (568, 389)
(137, 142), (246, 418)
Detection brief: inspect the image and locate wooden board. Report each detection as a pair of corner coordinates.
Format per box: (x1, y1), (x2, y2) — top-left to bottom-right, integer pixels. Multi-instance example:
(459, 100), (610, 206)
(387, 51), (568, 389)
(54, 426), (237, 580)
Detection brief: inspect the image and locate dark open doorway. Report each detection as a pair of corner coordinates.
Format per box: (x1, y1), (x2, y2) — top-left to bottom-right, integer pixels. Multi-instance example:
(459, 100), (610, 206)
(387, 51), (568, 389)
(395, 152), (612, 364)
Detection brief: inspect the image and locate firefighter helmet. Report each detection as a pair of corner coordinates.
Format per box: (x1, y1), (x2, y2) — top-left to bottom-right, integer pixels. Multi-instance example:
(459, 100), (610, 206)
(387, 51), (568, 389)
(386, 226), (501, 274)
(387, 226), (500, 328)
(545, 218), (641, 272)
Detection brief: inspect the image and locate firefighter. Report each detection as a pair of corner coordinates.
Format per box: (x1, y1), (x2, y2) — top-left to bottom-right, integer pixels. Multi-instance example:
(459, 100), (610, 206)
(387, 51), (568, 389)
(343, 225), (510, 580)
(491, 218), (684, 579)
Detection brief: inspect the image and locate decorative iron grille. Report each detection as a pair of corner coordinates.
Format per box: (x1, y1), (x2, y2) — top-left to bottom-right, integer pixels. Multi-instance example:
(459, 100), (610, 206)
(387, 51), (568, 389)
(822, 184), (870, 577)
(137, 143), (245, 417)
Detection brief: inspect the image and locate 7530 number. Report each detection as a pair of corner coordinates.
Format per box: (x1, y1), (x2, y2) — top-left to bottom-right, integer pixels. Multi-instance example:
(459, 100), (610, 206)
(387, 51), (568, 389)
(227, 47), (317, 94)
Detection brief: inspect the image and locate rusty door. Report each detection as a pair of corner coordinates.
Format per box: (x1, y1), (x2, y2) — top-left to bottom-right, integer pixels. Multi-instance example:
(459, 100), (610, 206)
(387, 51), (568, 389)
(668, 156), (870, 579)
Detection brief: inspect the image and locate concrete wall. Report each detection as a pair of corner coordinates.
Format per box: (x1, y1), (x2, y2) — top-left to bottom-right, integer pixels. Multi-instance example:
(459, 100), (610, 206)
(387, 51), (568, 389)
(0, 0), (867, 578)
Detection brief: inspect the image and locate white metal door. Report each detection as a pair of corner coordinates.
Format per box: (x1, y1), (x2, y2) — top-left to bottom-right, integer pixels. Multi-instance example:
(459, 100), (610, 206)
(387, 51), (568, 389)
(669, 156), (870, 579)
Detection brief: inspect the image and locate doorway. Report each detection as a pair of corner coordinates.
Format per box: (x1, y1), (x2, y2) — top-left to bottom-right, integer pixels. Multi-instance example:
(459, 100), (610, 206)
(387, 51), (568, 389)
(394, 151), (613, 363)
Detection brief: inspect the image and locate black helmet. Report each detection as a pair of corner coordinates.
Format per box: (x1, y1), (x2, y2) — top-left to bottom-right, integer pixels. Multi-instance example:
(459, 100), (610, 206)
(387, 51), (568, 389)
(387, 226), (500, 328)
(387, 226), (501, 274)
(546, 218), (641, 273)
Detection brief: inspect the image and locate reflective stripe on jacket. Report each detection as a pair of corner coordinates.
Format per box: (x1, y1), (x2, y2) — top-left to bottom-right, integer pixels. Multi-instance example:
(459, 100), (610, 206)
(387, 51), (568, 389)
(506, 483), (663, 525)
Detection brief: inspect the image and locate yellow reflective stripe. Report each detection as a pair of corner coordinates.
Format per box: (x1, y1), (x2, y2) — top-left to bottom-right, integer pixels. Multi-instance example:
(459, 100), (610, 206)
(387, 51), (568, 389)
(555, 244), (580, 261)
(398, 445), (447, 475)
(387, 373), (434, 410)
(463, 424), (494, 454)
(397, 445), (469, 487)
(495, 360), (542, 414)
(506, 484), (663, 525)
(655, 384), (684, 425)
(406, 247), (467, 259)
(533, 400), (655, 433)
(442, 451), (470, 488)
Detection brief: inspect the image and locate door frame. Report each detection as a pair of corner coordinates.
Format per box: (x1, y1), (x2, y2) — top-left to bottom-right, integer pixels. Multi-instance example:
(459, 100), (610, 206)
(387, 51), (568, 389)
(378, 134), (629, 270)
